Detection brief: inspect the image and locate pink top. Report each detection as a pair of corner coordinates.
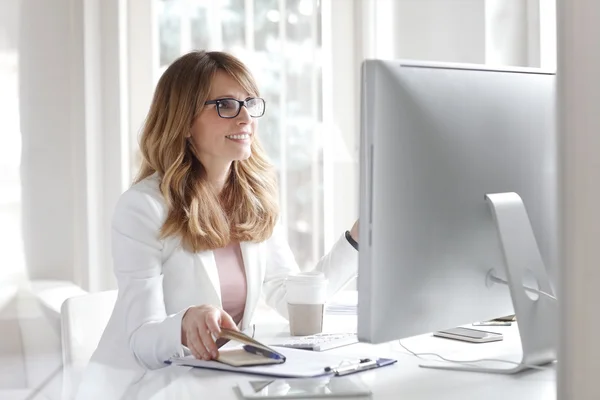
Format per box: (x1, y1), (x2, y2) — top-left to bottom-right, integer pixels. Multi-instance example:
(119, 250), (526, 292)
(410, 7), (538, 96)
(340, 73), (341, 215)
(213, 241), (247, 325)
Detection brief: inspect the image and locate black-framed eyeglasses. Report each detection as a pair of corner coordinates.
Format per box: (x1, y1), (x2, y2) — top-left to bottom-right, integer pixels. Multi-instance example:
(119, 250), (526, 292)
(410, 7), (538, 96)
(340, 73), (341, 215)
(204, 97), (266, 119)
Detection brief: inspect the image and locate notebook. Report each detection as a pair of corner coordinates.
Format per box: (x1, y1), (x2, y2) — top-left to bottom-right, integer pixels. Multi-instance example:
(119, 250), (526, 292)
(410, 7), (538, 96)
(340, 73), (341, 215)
(205, 328), (286, 367)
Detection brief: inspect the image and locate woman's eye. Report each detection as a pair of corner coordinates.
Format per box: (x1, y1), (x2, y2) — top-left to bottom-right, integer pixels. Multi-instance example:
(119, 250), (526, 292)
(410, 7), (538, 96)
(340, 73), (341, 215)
(219, 100), (237, 110)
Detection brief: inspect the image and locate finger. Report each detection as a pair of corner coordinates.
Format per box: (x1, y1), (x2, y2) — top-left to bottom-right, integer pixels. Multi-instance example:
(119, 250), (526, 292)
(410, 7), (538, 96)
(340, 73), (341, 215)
(219, 311), (238, 331)
(199, 317), (219, 358)
(195, 326), (215, 360)
(204, 309), (222, 335)
(186, 328), (205, 360)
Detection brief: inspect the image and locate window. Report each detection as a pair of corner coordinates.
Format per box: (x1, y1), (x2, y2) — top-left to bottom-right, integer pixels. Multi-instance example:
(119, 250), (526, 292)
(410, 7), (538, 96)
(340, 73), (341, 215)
(132, 0), (325, 269)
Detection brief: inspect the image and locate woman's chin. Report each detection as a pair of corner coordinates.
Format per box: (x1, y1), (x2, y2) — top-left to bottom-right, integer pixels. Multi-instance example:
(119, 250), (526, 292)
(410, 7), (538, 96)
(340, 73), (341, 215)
(232, 149), (252, 161)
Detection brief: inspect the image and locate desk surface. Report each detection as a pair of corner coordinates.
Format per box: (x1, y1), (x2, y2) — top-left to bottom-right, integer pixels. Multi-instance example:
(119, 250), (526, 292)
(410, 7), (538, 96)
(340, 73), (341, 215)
(76, 312), (556, 400)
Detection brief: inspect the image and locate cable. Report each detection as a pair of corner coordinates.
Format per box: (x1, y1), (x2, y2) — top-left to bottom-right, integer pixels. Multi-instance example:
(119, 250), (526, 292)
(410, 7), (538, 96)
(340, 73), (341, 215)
(397, 341), (553, 371)
(489, 275), (557, 301)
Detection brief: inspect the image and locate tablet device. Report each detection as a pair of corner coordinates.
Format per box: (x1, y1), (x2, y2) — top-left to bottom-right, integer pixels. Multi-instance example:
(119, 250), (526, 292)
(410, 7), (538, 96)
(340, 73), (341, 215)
(237, 376), (372, 399)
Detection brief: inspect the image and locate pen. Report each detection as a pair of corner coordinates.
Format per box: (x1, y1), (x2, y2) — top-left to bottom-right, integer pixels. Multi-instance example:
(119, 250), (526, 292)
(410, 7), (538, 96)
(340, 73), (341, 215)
(324, 358), (378, 376)
(243, 344), (284, 360)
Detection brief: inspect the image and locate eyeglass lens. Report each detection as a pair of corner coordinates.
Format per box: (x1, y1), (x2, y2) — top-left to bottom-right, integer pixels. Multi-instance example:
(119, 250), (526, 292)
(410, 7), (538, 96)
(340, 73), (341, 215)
(217, 98), (264, 118)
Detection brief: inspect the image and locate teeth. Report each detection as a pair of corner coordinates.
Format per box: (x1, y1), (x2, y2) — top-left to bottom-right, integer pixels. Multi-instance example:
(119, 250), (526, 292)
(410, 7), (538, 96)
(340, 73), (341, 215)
(226, 134), (250, 140)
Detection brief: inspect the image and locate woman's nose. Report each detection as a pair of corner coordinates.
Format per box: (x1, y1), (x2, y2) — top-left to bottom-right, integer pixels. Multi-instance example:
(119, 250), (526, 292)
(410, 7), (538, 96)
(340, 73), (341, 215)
(236, 105), (252, 123)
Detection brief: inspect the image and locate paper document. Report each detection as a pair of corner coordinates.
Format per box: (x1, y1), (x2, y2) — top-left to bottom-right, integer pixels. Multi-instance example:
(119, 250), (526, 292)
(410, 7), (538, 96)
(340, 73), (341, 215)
(168, 346), (360, 378)
(326, 290), (357, 315)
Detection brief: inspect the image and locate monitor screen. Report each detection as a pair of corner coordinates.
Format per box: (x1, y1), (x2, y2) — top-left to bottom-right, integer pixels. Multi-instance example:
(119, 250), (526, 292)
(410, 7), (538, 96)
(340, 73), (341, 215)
(357, 60), (557, 345)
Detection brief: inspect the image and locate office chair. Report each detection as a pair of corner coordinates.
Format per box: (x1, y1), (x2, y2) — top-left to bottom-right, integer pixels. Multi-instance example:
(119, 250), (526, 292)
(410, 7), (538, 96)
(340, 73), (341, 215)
(60, 290), (117, 398)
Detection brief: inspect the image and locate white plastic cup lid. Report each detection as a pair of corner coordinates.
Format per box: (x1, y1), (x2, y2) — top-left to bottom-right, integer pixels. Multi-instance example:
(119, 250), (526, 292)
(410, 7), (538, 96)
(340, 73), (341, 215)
(285, 272), (328, 304)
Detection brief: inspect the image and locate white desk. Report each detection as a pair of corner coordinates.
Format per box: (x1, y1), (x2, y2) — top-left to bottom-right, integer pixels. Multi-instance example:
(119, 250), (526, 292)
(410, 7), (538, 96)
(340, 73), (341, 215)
(76, 313), (556, 399)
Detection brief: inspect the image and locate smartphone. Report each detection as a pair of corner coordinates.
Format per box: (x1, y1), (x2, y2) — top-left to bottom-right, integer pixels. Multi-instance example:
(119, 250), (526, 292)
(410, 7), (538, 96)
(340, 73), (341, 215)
(237, 377), (372, 399)
(433, 327), (503, 343)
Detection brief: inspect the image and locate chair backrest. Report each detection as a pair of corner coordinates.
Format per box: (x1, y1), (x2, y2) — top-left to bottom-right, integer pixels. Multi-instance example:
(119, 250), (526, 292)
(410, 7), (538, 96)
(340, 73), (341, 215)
(60, 290), (117, 398)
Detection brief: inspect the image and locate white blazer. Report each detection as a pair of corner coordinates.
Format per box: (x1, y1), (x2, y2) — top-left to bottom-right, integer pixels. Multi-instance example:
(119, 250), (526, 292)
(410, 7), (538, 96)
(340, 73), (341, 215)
(87, 174), (358, 372)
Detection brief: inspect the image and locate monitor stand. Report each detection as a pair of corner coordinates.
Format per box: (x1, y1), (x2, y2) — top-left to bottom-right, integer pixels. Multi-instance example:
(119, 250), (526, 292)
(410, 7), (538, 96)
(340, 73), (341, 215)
(420, 192), (557, 374)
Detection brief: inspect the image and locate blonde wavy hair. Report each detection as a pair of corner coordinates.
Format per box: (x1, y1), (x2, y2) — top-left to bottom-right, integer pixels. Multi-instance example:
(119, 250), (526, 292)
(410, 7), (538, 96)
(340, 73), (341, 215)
(134, 51), (279, 252)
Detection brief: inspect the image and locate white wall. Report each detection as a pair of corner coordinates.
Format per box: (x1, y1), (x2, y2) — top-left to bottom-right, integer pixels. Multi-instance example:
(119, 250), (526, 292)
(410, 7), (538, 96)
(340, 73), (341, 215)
(392, 0), (486, 63)
(17, 0), (127, 291)
(0, 0), (18, 51)
(18, 0), (77, 282)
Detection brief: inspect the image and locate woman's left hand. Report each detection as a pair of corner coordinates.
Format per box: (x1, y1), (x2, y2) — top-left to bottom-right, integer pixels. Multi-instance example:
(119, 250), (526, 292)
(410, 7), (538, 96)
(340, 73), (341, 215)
(350, 220), (359, 242)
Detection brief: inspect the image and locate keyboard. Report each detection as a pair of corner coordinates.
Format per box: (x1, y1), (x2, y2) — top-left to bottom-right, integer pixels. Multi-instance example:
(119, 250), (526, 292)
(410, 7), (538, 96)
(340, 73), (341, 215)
(277, 333), (358, 352)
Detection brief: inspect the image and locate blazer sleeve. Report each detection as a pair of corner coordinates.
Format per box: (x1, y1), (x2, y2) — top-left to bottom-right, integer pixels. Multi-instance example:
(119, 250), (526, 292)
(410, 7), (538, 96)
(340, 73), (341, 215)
(262, 224), (358, 319)
(111, 188), (188, 370)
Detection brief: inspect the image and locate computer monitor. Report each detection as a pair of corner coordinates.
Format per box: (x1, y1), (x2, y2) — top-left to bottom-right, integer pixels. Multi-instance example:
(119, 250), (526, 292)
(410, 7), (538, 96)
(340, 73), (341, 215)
(357, 60), (557, 373)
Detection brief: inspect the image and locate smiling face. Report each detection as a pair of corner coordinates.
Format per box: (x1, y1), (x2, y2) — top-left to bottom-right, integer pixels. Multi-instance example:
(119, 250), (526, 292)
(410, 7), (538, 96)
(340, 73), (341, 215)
(188, 70), (257, 176)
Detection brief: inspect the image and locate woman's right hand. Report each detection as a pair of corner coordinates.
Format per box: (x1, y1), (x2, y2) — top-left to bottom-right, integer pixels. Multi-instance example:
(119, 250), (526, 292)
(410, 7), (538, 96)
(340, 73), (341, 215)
(181, 305), (238, 360)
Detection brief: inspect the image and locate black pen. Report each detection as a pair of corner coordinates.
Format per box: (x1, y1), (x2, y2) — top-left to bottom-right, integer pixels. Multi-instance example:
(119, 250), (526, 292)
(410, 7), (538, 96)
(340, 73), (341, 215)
(243, 344), (284, 360)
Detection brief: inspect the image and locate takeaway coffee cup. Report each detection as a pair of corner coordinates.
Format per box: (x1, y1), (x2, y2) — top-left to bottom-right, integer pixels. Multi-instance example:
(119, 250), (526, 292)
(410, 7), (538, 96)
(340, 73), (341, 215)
(285, 272), (328, 336)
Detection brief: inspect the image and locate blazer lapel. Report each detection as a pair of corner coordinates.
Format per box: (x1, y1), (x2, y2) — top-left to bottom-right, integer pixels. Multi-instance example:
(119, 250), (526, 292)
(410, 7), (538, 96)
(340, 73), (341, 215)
(195, 250), (222, 306)
(240, 241), (262, 329)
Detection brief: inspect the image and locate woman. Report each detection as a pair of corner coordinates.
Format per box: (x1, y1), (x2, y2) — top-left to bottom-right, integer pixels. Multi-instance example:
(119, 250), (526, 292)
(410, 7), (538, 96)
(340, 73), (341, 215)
(89, 50), (359, 372)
